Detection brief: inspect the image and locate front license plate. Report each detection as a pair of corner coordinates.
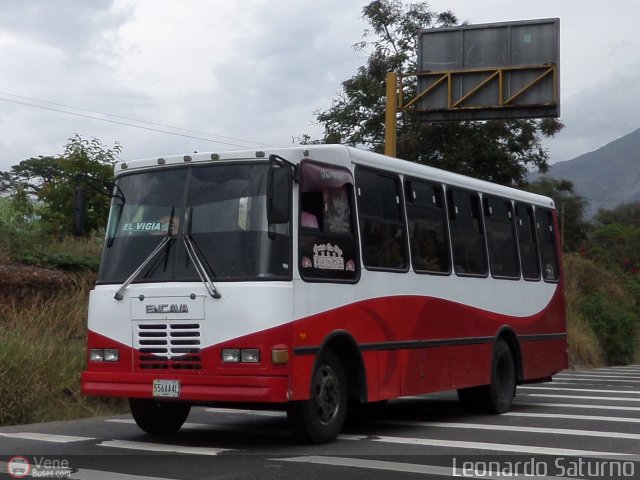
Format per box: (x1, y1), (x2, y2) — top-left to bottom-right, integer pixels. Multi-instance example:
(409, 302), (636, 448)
(153, 379), (180, 398)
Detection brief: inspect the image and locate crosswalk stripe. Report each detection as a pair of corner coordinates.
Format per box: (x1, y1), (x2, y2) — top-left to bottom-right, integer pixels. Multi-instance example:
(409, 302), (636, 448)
(98, 439), (230, 455)
(515, 401), (640, 412)
(553, 377), (640, 384)
(279, 456), (454, 476)
(0, 463), (171, 480)
(558, 371), (640, 378)
(519, 385), (640, 395)
(0, 432), (93, 443)
(278, 456), (580, 479)
(375, 420), (640, 441)
(504, 411), (640, 423)
(520, 393), (640, 402)
(367, 435), (638, 459)
(205, 407), (284, 417)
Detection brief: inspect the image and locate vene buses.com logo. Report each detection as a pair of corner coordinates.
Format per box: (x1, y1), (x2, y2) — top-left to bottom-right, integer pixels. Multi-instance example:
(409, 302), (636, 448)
(7, 456), (30, 478)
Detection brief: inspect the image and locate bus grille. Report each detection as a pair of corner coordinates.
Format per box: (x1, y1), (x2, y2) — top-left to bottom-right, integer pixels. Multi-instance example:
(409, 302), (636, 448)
(135, 322), (202, 370)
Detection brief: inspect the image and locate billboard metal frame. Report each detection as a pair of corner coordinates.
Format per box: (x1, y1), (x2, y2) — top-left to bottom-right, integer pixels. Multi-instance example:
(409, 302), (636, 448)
(384, 18), (560, 156)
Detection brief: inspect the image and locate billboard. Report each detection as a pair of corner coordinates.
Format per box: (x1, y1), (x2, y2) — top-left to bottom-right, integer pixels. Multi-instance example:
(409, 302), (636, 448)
(416, 18), (559, 121)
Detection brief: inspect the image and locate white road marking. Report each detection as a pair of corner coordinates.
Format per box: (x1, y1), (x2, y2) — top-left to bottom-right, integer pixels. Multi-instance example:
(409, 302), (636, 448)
(98, 439), (230, 455)
(278, 456), (579, 479)
(515, 401), (640, 412)
(105, 417), (364, 441)
(504, 411), (640, 424)
(0, 432), (93, 443)
(71, 469), (174, 480)
(279, 456), (454, 476)
(0, 463), (172, 480)
(367, 435), (637, 459)
(519, 393), (640, 402)
(519, 386), (640, 395)
(376, 420), (640, 441)
(553, 377), (640, 384)
(558, 371), (640, 379)
(205, 407), (285, 417)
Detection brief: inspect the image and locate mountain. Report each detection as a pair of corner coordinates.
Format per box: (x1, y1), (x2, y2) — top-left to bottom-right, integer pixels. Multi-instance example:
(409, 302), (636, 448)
(543, 128), (640, 217)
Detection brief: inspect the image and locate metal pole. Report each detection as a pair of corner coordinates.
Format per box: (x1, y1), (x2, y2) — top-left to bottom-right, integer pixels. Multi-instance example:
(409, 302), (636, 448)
(384, 71), (398, 157)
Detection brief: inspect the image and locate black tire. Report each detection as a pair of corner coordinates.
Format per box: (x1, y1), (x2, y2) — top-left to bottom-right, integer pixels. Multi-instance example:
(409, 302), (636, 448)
(287, 350), (348, 444)
(129, 398), (191, 435)
(487, 339), (517, 413)
(457, 339), (516, 414)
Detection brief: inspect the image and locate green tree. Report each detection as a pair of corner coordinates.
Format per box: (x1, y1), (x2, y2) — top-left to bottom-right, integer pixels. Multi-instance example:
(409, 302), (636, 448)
(0, 135), (121, 234)
(525, 178), (588, 252)
(316, 0), (563, 186)
(594, 201), (640, 229)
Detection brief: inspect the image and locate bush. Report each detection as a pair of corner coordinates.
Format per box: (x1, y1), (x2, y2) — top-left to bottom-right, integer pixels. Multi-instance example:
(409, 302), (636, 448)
(564, 254), (638, 366)
(0, 281), (126, 425)
(581, 293), (637, 365)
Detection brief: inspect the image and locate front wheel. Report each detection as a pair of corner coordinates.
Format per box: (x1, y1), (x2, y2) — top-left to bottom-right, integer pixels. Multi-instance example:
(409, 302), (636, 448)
(129, 398), (191, 435)
(287, 350), (348, 444)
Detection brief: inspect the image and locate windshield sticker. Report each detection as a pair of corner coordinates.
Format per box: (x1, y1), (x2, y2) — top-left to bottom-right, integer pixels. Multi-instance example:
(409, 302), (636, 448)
(122, 222), (170, 234)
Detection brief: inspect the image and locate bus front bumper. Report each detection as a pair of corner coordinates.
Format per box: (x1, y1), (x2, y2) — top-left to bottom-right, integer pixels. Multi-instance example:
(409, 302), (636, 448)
(81, 371), (291, 403)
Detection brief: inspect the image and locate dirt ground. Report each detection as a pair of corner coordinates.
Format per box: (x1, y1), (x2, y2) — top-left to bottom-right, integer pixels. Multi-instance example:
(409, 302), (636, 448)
(0, 261), (93, 308)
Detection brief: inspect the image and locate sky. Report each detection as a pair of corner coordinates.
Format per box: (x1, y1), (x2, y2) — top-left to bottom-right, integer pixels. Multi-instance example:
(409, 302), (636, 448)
(1, 0), (639, 172)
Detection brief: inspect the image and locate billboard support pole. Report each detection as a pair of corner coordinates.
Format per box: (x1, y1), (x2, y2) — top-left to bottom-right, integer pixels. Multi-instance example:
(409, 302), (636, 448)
(384, 71), (398, 157)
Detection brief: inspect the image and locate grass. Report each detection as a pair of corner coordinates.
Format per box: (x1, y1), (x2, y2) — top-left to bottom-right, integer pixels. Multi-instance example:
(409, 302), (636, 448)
(564, 254), (639, 368)
(0, 276), (126, 426)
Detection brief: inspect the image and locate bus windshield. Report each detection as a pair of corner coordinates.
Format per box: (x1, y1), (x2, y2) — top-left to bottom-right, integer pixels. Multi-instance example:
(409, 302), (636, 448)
(97, 162), (291, 285)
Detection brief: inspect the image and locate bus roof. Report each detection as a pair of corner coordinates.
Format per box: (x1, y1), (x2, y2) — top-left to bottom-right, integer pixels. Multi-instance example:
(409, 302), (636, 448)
(116, 144), (555, 209)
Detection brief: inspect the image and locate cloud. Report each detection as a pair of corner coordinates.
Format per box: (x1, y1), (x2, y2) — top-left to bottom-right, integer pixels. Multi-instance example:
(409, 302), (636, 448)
(545, 63), (640, 162)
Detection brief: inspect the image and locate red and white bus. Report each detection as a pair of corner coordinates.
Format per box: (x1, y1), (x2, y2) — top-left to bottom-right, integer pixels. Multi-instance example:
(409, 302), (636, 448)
(81, 145), (566, 444)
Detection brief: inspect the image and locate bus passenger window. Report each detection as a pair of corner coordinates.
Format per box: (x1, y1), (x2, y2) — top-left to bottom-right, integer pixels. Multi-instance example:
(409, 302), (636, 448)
(536, 208), (560, 282)
(356, 168), (408, 271)
(405, 180), (450, 274)
(298, 161), (359, 282)
(516, 203), (541, 280)
(484, 197), (520, 279)
(448, 189), (488, 276)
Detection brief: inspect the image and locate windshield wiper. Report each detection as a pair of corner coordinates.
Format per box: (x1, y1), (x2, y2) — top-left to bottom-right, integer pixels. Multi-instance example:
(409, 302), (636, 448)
(113, 207), (177, 301)
(182, 235), (222, 299)
(113, 235), (172, 300)
(183, 207), (222, 299)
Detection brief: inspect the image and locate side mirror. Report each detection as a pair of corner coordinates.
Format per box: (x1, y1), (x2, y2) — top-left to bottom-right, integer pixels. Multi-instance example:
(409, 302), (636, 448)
(267, 160), (292, 224)
(73, 184), (87, 235)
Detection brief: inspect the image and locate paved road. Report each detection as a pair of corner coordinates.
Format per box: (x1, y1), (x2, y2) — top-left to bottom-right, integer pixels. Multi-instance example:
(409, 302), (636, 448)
(1, 365), (640, 479)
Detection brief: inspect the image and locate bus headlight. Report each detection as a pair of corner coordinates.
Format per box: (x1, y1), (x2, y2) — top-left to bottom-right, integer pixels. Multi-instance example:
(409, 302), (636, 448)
(222, 348), (261, 363)
(90, 349), (104, 362)
(240, 349), (260, 363)
(90, 349), (120, 362)
(222, 349), (241, 363)
(104, 349), (120, 362)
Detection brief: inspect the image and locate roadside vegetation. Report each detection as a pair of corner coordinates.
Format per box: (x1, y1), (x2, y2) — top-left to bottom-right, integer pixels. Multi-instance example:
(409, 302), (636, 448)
(0, 0), (638, 426)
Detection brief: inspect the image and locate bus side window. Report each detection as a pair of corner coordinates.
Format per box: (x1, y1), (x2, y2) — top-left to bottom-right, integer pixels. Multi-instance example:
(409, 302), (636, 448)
(447, 188), (488, 276)
(299, 185), (359, 282)
(405, 179), (451, 274)
(484, 196), (520, 279)
(356, 167), (408, 271)
(516, 203), (541, 280)
(535, 208), (560, 282)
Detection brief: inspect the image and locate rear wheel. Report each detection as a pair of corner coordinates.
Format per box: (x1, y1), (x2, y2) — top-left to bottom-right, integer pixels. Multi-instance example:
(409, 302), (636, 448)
(457, 339), (516, 414)
(129, 398), (191, 435)
(288, 350), (348, 444)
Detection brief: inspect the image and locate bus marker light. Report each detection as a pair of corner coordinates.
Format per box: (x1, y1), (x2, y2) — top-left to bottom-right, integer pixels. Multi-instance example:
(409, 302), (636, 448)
(272, 349), (289, 364)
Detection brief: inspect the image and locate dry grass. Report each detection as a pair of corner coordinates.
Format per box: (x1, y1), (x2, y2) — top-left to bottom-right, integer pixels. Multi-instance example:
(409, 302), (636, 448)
(0, 279), (126, 426)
